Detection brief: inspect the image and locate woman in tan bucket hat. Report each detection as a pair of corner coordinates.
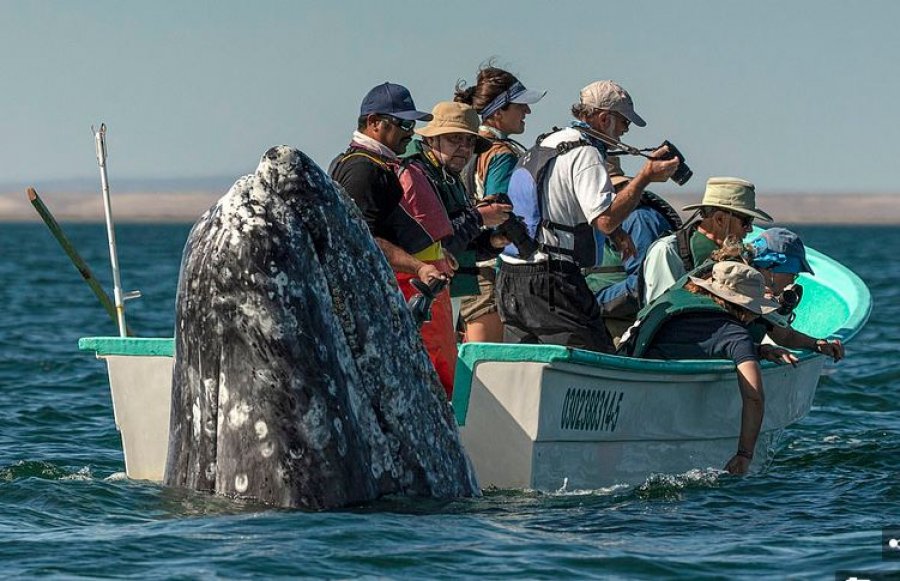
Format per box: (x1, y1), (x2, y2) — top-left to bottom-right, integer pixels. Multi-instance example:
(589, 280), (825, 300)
(397, 102), (513, 384)
(623, 260), (792, 475)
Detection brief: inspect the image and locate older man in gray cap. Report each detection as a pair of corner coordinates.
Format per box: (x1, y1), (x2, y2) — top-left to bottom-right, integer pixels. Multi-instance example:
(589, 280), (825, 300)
(641, 177), (774, 305)
(495, 80), (678, 352)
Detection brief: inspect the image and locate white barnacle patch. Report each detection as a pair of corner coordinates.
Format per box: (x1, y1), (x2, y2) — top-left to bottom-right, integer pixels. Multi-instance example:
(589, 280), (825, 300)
(254, 420), (268, 440)
(227, 401), (252, 428)
(219, 375), (230, 406)
(272, 271), (290, 299)
(333, 417), (347, 457)
(300, 395), (331, 451)
(259, 441), (275, 458)
(234, 473), (249, 493)
(191, 399), (202, 439)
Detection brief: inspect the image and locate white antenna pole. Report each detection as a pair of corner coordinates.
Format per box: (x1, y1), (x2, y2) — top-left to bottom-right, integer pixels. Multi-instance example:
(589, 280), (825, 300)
(94, 123), (137, 337)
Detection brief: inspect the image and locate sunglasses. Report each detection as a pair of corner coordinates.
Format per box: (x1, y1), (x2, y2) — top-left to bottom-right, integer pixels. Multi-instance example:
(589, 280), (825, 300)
(608, 110), (631, 129)
(720, 209), (754, 228)
(381, 116), (416, 132)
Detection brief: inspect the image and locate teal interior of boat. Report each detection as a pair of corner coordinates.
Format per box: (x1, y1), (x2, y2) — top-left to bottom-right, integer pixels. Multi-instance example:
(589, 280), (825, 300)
(78, 243), (871, 427)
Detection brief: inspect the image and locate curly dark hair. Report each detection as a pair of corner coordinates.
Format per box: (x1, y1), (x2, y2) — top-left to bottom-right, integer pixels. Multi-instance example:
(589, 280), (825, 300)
(454, 62), (520, 114)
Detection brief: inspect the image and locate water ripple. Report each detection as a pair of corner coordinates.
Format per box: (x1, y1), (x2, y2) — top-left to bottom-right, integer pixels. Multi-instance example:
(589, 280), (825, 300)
(0, 224), (896, 578)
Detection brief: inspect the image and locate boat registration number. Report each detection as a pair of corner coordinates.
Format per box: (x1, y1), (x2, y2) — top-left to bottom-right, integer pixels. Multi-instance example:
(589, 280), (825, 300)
(560, 388), (623, 433)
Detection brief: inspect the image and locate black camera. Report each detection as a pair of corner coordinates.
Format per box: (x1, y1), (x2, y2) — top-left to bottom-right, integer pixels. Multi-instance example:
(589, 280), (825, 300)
(658, 140), (693, 186)
(776, 283), (804, 319)
(408, 277), (449, 327)
(496, 215), (539, 259)
(481, 195), (540, 259)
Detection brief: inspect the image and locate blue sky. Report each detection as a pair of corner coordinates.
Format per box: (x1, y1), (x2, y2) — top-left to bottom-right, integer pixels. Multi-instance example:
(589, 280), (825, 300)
(1, 1), (897, 194)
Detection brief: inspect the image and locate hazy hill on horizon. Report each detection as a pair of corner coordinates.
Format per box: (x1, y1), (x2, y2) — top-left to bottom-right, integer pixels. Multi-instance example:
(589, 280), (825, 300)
(2, 176), (900, 224)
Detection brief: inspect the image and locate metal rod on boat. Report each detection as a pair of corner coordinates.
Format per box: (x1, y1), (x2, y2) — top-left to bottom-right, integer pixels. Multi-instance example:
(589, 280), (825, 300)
(26, 187), (134, 336)
(94, 124), (138, 338)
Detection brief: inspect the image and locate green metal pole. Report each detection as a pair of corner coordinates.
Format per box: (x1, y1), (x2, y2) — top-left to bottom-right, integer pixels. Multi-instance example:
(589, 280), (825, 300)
(27, 187), (134, 336)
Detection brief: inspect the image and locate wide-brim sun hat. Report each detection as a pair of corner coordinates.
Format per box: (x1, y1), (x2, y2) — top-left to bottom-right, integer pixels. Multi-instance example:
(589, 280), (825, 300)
(416, 102), (491, 154)
(689, 260), (780, 316)
(682, 177), (774, 222)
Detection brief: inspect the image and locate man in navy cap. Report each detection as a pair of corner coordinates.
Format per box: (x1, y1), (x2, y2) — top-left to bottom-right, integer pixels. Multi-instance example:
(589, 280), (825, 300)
(331, 83), (466, 397)
(329, 82), (444, 285)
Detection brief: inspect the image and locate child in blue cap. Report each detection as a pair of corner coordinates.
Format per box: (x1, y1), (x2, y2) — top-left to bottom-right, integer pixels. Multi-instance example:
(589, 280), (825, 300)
(749, 228), (844, 362)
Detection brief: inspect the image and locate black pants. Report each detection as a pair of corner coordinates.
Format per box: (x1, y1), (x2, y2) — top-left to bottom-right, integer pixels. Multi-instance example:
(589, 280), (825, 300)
(496, 260), (613, 353)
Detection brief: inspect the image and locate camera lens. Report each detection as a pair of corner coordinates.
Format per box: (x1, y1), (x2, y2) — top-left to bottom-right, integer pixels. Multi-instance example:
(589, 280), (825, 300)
(671, 163), (693, 186)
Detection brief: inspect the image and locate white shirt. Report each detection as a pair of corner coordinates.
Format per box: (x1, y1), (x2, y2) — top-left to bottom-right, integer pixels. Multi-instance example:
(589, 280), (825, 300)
(501, 127), (614, 265)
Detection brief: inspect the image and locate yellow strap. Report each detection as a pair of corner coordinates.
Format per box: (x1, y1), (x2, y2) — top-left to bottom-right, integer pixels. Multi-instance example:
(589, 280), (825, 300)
(413, 242), (444, 262)
(339, 150), (391, 170)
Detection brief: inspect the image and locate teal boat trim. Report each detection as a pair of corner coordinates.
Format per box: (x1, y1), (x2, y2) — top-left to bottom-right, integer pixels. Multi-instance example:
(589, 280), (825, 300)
(449, 342), (825, 427)
(451, 246), (872, 426)
(78, 241), (871, 430)
(78, 337), (174, 357)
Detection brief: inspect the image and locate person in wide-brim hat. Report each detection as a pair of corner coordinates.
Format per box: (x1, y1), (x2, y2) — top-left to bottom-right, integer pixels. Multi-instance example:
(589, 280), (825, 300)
(639, 260), (784, 478)
(641, 176), (776, 306)
(683, 176), (774, 223)
(688, 260), (780, 316)
(415, 101), (492, 156)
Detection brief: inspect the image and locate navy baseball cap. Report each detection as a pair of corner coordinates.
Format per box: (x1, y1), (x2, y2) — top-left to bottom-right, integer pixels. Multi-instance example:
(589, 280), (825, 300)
(360, 82), (433, 121)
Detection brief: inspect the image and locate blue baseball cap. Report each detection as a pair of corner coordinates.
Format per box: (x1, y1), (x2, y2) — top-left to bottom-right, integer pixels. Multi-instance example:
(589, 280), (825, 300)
(750, 228), (814, 275)
(359, 82), (433, 121)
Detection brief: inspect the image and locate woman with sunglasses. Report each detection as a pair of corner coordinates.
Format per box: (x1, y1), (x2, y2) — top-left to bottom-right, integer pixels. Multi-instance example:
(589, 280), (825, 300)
(452, 65), (546, 343)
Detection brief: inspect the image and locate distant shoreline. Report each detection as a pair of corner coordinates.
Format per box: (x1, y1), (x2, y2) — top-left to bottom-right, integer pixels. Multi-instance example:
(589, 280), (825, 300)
(3, 190), (900, 225)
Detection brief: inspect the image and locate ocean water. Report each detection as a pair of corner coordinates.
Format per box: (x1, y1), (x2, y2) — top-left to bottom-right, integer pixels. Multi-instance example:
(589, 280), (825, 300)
(0, 222), (896, 579)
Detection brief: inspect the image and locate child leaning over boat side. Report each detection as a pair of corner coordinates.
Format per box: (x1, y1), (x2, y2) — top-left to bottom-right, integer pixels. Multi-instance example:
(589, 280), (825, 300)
(620, 261), (784, 475)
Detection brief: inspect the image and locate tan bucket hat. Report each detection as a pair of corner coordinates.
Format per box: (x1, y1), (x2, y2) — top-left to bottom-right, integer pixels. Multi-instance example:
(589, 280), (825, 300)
(689, 261), (780, 315)
(415, 102), (491, 153)
(682, 177), (773, 222)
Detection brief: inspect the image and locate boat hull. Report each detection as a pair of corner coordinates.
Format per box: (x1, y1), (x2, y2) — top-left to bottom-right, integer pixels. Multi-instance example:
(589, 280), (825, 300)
(103, 354), (172, 482)
(78, 240), (870, 489)
(455, 351), (824, 490)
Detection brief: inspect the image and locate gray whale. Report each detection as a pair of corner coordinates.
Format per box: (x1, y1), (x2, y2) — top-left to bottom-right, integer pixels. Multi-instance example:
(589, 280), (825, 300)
(164, 145), (479, 509)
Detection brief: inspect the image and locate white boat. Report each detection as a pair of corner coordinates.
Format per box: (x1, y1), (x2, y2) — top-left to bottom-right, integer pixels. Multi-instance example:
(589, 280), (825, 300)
(79, 243), (870, 489)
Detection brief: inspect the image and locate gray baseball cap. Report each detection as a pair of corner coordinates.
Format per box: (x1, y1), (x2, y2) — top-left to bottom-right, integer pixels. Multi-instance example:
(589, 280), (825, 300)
(579, 80), (646, 127)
